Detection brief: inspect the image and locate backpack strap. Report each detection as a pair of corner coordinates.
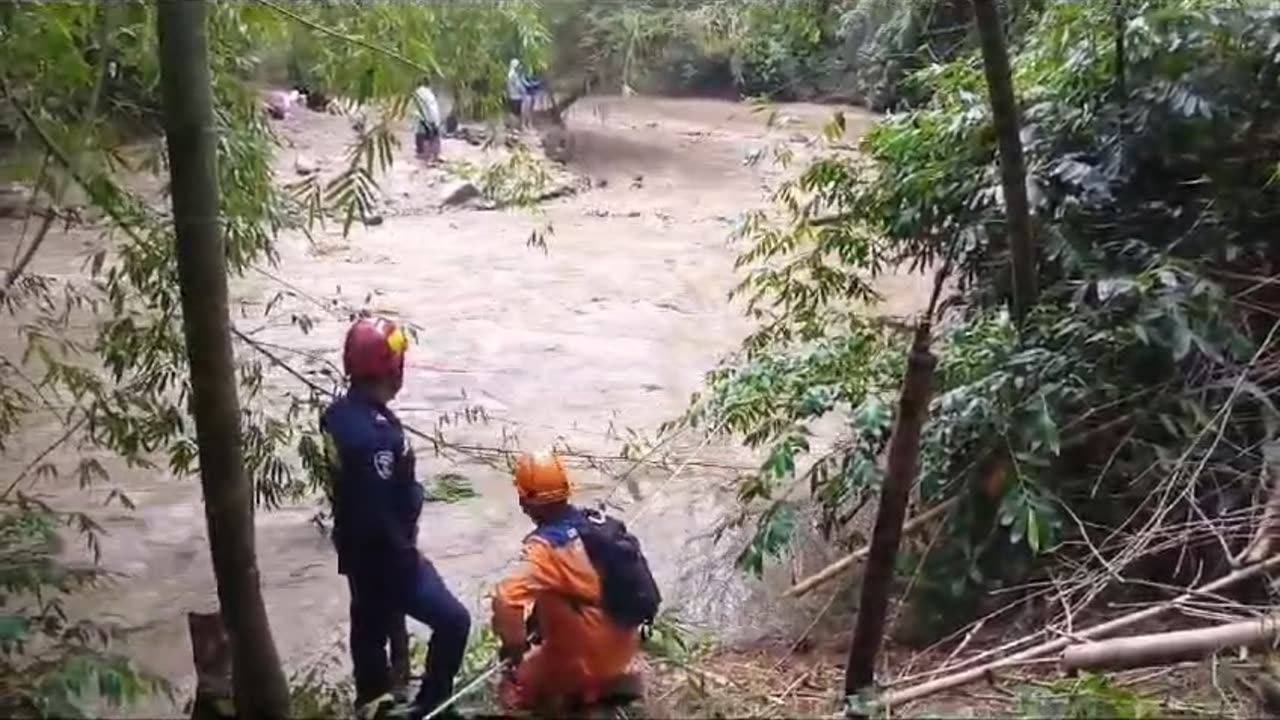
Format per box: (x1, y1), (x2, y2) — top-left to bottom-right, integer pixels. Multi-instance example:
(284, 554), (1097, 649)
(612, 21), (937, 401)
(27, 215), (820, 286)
(524, 514), (593, 614)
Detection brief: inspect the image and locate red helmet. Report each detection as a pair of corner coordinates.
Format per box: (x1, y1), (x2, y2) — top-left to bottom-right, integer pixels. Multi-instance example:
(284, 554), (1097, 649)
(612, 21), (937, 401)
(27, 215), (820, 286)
(343, 316), (409, 389)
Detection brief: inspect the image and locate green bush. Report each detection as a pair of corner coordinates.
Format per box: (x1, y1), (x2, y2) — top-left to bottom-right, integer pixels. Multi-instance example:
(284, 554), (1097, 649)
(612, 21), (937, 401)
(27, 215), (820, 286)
(678, 0), (1280, 640)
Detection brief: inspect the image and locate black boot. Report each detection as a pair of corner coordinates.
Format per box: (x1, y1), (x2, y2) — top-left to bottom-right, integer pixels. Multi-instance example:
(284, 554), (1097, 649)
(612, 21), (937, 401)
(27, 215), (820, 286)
(405, 697), (466, 720)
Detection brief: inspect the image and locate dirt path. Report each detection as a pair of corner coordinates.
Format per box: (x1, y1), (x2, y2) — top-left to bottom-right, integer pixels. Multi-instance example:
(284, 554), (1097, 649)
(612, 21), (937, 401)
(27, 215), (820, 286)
(1, 96), (931, 712)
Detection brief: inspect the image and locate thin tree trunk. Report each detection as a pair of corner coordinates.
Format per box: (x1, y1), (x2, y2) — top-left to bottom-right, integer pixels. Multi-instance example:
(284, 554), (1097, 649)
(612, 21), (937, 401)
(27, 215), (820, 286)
(844, 322), (938, 703)
(156, 2), (291, 717)
(971, 0), (1037, 326)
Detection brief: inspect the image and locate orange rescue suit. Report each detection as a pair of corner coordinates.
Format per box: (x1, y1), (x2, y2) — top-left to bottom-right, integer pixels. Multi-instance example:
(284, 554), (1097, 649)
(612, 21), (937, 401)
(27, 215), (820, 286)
(492, 513), (640, 710)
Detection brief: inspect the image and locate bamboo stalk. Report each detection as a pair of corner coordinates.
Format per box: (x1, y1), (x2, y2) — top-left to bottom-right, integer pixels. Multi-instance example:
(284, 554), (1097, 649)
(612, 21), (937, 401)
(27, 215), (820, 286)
(158, 2), (289, 715)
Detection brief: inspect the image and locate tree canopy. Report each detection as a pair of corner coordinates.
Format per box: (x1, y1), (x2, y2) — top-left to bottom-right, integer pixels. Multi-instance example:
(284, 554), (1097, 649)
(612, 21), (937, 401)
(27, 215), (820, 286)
(676, 0), (1280, 643)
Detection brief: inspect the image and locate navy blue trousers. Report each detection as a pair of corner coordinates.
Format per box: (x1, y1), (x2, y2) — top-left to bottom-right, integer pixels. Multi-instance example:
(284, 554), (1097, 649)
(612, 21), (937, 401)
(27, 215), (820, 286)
(347, 559), (471, 709)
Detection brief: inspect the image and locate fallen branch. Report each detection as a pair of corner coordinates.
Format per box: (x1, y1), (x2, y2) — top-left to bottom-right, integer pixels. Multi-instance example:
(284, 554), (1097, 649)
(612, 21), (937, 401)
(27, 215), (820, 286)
(879, 554), (1280, 709)
(784, 496), (959, 599)
(1062, 615), (1280, 672)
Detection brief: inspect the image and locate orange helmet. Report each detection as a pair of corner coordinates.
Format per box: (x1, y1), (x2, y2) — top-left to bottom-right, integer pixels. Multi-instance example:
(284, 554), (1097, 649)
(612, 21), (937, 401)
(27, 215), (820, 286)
(513, 451), (571, 505)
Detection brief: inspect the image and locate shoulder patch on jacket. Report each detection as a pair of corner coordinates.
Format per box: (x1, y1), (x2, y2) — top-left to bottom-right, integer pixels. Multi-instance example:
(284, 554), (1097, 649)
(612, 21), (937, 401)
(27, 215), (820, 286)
(373, 450), (394, 480)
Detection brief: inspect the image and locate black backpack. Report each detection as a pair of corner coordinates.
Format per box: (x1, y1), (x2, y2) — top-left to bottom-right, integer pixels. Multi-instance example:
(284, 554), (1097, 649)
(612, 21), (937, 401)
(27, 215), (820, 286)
(573, 507), (662, 630)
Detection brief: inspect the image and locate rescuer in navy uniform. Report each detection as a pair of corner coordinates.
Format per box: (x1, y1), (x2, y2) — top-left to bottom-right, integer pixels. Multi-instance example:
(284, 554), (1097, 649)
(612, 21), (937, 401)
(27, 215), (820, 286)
(321, 316), (470, 719)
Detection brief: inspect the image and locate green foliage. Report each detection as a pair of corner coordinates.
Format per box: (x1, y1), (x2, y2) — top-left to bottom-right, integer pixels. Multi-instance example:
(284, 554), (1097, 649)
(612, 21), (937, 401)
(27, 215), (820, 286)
(0, 1), (546, 714)
(426, 472), (480, 504)
(669, 318), (904, 571)
(642, 610), (705, 666)
(0, 501), (170, 718)
(541, 0), (837, 100)
(828, 0), (1050, 110)
(678, 0), (1280, 641)
(733, 0), (834, 99)
(287, 650), (354, 719)
(449, 144), (555, 207)
(1018, 674), (1160, 719)
(541, 0), (1045, 105)
(279, 0), (548, 121)
(287, 625), (504, 719)
(290, 610), (703, 718)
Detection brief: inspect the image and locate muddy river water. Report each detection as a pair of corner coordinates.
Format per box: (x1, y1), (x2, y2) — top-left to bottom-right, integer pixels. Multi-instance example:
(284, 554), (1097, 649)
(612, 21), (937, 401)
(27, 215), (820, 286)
(1, 96), (929, 712)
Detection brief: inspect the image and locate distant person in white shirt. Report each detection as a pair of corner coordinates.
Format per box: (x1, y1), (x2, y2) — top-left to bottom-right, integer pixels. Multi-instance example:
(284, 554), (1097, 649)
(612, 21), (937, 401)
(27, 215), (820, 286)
(413, 77), (442, 163)
(507, 59), (531, 131)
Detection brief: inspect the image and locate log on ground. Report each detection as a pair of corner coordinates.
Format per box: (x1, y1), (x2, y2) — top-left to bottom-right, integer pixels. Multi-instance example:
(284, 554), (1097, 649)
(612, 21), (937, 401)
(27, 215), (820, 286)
(1062, 615), (1280, 672)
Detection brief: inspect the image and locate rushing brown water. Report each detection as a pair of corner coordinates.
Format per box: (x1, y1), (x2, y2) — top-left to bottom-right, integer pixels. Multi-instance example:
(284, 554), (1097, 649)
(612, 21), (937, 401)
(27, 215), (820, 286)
(0, 96), (928, 715)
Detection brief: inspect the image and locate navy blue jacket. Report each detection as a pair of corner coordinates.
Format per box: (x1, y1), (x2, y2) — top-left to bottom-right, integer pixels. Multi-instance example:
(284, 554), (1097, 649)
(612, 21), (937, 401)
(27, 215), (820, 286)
(321, 389), (424, 582)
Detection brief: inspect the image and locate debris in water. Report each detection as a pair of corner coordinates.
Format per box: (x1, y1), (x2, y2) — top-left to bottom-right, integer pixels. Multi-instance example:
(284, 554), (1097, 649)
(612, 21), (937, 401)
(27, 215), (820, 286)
(0, 183), (32, 218)
(294, 155), (318, 176)
(426, 472), (479, 503)
(454, 126), (490, 147)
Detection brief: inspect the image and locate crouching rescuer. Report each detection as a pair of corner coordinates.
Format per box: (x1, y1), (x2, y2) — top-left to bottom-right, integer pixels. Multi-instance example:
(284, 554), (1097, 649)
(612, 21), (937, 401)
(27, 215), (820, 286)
(492, 452), (662, 712)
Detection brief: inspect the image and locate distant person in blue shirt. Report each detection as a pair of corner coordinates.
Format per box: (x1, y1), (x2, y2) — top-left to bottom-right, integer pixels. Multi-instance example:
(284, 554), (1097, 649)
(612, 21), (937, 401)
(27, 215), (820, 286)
(523, 74), (545, 125)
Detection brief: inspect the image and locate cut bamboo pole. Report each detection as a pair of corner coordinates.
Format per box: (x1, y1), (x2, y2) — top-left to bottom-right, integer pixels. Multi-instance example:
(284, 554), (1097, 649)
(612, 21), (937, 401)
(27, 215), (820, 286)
(784, 497), (959, 599)
(879, 554), (1280, 709)
(1062, 615), (1280, 671)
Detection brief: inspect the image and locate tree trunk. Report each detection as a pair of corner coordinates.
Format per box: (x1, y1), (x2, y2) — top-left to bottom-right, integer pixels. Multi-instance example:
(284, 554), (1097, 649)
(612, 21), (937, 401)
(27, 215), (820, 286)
(189, 612), (234, 720)
(843, 323), (937, 705)
(971, 0), (1037, 326)
(550, 78), (591, 125)
(156, 2), (291, 717)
